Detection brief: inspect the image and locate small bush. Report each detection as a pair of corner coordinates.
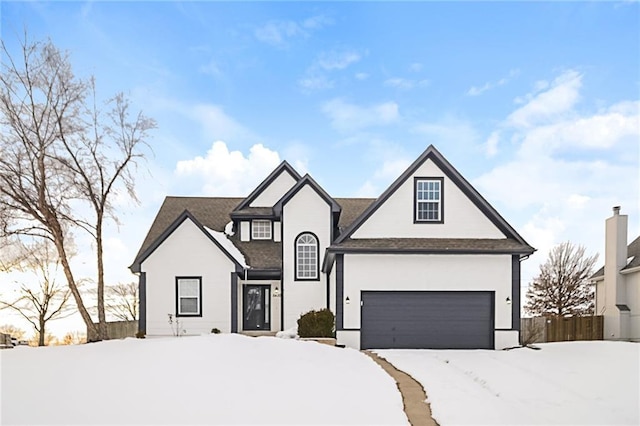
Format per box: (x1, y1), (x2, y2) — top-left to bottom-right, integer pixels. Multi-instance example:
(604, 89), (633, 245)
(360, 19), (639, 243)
(211, 328), (221, 334)
(135, 330), (146, 339)
(297, 309), (335, 338)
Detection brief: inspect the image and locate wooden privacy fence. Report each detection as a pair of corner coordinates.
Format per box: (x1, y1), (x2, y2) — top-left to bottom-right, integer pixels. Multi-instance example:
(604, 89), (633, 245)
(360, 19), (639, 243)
(89, 320), (138, 340)
(521, 316), (603, 344)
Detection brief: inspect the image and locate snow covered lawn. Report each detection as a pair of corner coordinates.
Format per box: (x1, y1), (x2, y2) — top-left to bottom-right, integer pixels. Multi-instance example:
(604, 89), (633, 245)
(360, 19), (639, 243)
(1, 334), (407, 425)
(377, 341), (639, 425)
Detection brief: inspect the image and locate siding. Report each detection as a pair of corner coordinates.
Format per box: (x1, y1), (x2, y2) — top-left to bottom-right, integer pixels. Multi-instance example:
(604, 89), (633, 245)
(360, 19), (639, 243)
(281, 184), (331, 329)
(352, 158), (505, 239)
(142, 218), (235, 336)
(250, 171), (297, 207)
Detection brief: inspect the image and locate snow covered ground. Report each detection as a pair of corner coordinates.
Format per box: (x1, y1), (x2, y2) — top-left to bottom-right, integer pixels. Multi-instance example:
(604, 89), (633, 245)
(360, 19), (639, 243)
(1, 334), (407, 425)
(377, 341), (640, 426)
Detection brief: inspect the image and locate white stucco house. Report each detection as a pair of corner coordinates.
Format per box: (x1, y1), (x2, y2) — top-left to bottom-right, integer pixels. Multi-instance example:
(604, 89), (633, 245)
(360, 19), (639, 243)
(130, 145), (535, 349)
(591, 207), (640, 341)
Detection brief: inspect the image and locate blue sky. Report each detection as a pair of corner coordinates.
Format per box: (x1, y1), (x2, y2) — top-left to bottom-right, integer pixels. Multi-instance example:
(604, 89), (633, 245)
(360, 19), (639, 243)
(1, 2), (639, 335)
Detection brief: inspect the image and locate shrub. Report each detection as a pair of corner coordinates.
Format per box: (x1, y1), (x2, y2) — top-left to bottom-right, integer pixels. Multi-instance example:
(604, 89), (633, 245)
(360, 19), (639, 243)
(135, 330), (146, 339)
(297, 309), (335, 338)
(211, 328), (221, 334)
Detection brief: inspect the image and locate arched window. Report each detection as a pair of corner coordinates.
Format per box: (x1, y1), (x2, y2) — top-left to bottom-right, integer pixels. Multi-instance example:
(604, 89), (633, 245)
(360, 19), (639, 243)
(296, 233), (318, 280)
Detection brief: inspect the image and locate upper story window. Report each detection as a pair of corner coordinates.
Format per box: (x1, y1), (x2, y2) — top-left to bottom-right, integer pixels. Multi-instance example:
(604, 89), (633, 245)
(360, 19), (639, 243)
(252, 220), (272, 240)
(296, 233), (318, 280)
(415, 177), (443, 223)
(176, 277), (202, 317)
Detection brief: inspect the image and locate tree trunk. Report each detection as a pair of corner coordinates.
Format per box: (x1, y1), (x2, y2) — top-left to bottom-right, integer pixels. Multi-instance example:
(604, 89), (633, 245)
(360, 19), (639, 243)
(96, 216), (108, 340)
(38, 318), (45, 346)
(52, 228), (99, 342)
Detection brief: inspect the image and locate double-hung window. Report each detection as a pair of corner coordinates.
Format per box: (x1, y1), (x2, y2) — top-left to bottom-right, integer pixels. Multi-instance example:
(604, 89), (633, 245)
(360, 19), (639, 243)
(415, 178), (443, 223)
(252, 220), (272, 240)
(176, 277), (202, 316)
(296, 233), (318, 280)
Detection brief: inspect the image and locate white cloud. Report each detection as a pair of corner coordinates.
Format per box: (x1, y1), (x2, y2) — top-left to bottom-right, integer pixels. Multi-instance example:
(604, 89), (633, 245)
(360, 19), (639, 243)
(298, 48), (365, 93)
(517, 103), (639, 158)
(409, 63), (423, 73)
(175, 141), (282, 195)
(412, 117), (479, 148)
(355, 72), (369, 81)
(507, 70), (582, 127)
(384, 77), (430, 90)
(254, 15), (332, 48)
(322, 98), (400, 132)
(485, 131), (500, 157)
(316, 49), (362, 71)
(467, 69), (519, 96)
(190, 104), (257, 144)
(298, 75), (334, 92)
(198, 59), (223, 78)
(474, 69), (639, 284)
(355, 180), (378, 198)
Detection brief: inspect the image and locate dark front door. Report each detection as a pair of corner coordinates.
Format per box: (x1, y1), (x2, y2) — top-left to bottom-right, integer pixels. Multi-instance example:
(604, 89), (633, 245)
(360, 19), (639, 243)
(243, 285), (270, 331)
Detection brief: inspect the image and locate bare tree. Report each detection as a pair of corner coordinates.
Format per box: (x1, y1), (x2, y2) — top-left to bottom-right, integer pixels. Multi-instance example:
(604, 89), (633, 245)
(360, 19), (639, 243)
(525, 241), (598, 317)
(0, 324), (27, 340)
(0, 35), (154, 341)
(0, 241), (74, 346)
(105, 282), (138, 321)
(60, 331), (86, 345)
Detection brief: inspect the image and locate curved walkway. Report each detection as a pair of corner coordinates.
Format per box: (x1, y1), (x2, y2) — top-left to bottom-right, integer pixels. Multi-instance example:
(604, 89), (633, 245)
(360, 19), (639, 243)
(364, 351), (439, 426)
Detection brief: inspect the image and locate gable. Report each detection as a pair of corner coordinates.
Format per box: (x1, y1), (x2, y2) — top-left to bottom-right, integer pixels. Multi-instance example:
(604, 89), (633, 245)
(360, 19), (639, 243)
(337, 145), (531, 249)
(141, 217), (237, 273)
(249, 170), (298, 207)
(234, 161), (301, 211)
(130, 209), (243, 273)
(351, 158), (505, 239)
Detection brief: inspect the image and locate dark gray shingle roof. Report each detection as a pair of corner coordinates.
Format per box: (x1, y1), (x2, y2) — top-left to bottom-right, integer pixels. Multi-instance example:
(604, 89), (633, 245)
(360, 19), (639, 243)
(133, 196), (375, 271)
(331, 238), (533, 254)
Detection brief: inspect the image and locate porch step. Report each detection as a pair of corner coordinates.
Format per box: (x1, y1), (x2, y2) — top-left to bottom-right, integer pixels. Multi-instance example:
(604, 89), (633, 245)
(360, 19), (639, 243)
(239, 331), (278, 337)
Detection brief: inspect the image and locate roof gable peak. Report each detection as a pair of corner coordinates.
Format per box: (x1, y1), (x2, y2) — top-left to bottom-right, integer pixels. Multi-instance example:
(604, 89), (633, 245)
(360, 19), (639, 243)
(233, 160), (302, 211)
(130, 209), (242, 273)
(335, 144), (532, 249)
(274, 173), (341, 215)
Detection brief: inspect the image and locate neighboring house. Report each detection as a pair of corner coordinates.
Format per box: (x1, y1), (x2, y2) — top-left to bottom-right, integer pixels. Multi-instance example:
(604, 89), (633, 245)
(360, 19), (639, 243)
(130, 145), (534, 349)
(591, 207), (640, 341)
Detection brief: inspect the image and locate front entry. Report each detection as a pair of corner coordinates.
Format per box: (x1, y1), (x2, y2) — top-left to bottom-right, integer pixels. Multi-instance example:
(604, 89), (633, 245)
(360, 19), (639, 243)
(243, 285), (270, 331)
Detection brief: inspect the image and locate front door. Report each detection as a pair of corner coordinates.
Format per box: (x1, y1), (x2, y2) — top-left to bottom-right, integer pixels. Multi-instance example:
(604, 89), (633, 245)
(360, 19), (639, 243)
(243, 285), (270, 331)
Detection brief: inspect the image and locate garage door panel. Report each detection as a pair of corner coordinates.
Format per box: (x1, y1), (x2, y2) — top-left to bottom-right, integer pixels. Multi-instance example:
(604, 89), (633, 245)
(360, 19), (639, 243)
(361, 291), (494, 349)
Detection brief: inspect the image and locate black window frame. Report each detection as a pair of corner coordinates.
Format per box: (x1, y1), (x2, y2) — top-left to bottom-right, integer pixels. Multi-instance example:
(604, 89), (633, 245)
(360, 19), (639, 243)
(175, 276), (203, 317)
(414, 177), (444, 224)
(294, 232), (320, 281)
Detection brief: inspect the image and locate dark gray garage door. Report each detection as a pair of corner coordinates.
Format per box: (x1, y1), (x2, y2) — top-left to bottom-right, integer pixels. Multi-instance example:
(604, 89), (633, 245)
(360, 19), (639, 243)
(361, 291), (494, 349)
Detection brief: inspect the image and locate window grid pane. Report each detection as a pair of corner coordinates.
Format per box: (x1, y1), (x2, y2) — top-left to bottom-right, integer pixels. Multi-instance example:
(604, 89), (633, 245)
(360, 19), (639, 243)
(178, 278), (200, 315)
(416, 179), (441, 221)
(296, 233), (317, 279)
(252, 220), (272, 240)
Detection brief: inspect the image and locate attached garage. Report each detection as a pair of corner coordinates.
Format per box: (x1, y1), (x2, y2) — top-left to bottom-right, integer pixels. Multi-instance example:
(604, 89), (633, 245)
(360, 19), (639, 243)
(360, 291), (495, 349)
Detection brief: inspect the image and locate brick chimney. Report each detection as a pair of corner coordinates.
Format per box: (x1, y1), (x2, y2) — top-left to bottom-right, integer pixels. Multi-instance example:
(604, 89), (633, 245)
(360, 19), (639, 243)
(604, 206), (628, 338)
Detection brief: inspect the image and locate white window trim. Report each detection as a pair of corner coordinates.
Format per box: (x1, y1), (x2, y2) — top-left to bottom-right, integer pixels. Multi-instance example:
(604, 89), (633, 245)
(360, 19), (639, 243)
(252, 220), (272, 240)
(176, 277), (202, 316)
(296, 233), (318, 280)
(415, 178), (442, 223)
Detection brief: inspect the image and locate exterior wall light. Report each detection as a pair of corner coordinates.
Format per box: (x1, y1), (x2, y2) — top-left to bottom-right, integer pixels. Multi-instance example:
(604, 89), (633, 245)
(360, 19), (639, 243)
(506, 296), (511, 305)
(345, 296), (350, 305)
(273, 286), (280, 297)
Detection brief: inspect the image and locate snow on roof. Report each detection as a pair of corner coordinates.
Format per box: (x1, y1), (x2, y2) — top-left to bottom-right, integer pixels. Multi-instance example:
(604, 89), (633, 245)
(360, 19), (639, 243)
(224, 221), (234, 236)
(204, 226), (248, 268)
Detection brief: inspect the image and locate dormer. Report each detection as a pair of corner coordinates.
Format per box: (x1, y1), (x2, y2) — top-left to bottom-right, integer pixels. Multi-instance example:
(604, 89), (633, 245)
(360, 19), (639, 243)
(232, 161), (301, 242)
